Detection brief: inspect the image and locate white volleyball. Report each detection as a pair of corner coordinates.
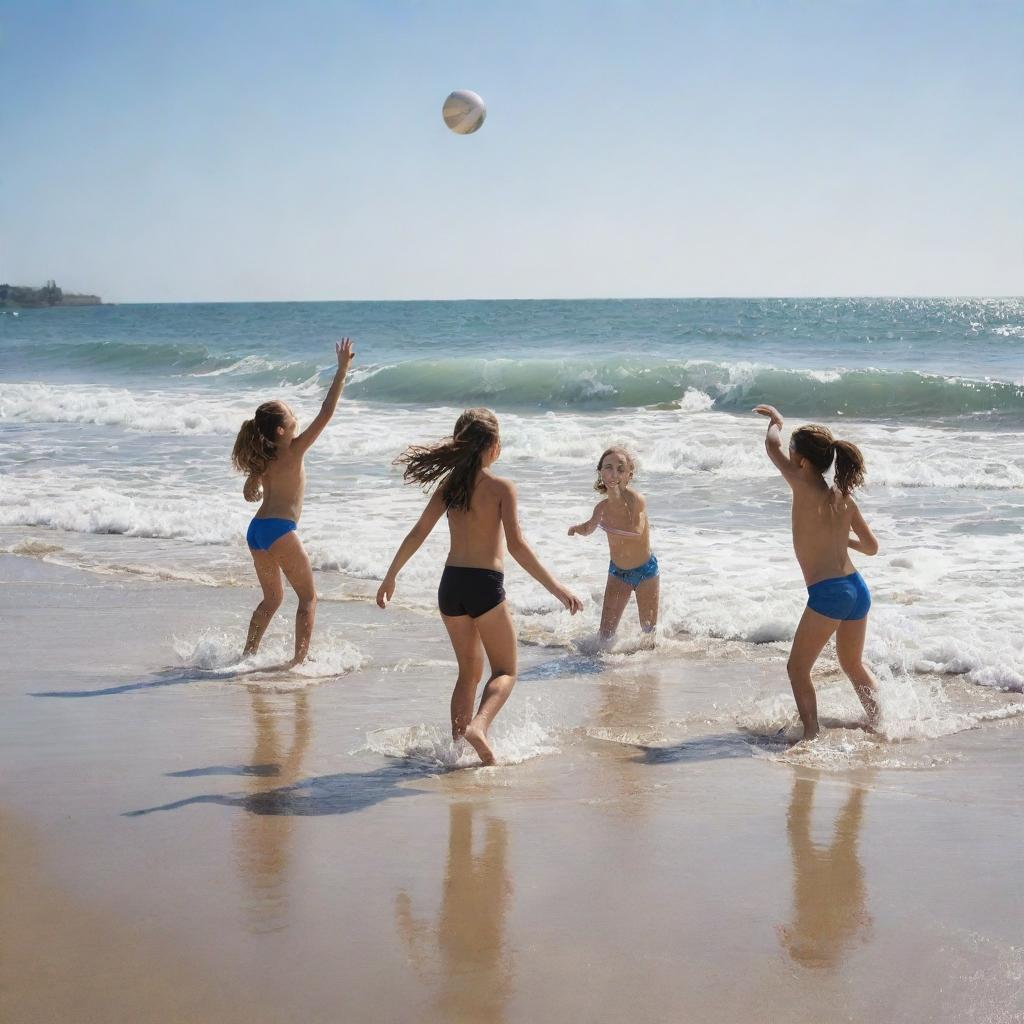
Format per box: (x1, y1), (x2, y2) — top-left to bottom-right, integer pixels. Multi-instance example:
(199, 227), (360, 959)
(442, 90), (486, 135)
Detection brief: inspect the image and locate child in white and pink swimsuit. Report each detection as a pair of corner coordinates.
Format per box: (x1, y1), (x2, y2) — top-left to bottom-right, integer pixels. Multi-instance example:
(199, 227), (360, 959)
(568, 446), (659, 641)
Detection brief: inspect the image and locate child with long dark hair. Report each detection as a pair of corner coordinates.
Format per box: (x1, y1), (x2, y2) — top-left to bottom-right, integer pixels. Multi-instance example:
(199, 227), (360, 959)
(754, 404), (880, 741)
(376, 408), (582, 765)
(231, 339), (354, 665)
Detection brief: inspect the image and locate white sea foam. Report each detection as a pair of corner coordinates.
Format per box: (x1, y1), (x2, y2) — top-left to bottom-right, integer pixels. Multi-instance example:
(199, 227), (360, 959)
(0, 381), (246, 435)
(735, 669), (1024, 769)
(189, 355), (280, 378)
(172, 628), (365, 684)
(361, 702), (559, 768)
(4, 380), (1022, 712)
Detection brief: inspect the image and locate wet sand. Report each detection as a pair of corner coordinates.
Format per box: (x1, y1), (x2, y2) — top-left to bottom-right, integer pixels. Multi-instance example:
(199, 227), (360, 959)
(1, 553), (1022, 1024)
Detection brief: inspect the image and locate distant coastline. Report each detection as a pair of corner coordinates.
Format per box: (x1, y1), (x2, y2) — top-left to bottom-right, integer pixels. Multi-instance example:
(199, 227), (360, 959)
(1, 281), (102, 309)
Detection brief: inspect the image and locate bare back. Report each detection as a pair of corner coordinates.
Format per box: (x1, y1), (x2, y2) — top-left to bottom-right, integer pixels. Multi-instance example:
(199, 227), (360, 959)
(255, 448), (306, 522)
(445, 470), (507, 571)
(790, 479), (857, 586)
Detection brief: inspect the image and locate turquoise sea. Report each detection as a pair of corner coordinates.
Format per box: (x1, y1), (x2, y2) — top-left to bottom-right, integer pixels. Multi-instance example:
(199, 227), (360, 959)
(1, 297), (1022, 765)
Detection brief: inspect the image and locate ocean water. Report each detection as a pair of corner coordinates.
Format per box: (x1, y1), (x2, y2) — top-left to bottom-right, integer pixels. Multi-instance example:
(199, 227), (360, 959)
(2, 298), (1023, 758)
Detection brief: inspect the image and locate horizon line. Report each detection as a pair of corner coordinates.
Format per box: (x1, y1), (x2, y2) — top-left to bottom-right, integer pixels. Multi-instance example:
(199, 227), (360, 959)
(34, 293), (1024, 307)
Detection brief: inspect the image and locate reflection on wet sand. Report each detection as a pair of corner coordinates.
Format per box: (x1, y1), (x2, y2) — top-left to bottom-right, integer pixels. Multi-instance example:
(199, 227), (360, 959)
(780, 771), (871, 969)
(396, 803), (512, 1024)
(596, 671), (663, 739)
(595, 672), (663, 813)
(236, 689), (310, 933)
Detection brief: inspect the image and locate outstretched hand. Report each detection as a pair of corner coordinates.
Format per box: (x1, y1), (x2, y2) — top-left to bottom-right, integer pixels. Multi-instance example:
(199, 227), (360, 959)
(753, 404), (783, 427)
(557, 587), (584, 615)
(336, 337), (355, 374)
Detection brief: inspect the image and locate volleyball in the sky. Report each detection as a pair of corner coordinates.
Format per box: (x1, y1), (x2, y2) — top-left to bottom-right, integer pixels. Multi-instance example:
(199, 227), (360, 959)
(442, 90), (486, 135)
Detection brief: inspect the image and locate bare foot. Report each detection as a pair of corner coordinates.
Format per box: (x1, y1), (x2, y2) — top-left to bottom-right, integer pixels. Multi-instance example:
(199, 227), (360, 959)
(463, 724), (496, 766)
(798, 721), (820, 744)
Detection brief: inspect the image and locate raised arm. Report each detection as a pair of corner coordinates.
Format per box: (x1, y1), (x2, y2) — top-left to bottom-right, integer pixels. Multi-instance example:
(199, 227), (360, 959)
(568, 500), (606, 537)
(293, 339), (355, 455)
(753, 404), (801, 486)
(847, 500), (879, 556)
(500, 480), (582, 613)
(376, 489), (447, 608)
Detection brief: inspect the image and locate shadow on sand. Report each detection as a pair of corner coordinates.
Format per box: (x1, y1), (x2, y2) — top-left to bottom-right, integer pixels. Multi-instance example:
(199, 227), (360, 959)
(519, 654), (605, 682)
(31, 664), (274, 698)
(630, 732), (757, 765)
(166, 763), (281, 778)
(125, 761), (439, 819)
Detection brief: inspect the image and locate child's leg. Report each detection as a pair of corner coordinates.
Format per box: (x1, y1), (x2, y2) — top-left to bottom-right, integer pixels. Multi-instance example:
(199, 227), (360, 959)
(270, 532), (317, 665)
(463, 602), (518, 766)
(441, 613), (485, 741)
(787, 607), (839, 741)
(835, 617), (880, 727)
(244, 550), (284, 656)
(634, 575), (660, 634)
(600, 575), (634, 640)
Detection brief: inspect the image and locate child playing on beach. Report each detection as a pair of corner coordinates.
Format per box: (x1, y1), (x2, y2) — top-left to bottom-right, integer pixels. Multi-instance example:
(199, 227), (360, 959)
(231, 339), (354, 666)
(376, 408), (583, 766)
(568, 446), (659, 640)
(754, 404), (880, 741)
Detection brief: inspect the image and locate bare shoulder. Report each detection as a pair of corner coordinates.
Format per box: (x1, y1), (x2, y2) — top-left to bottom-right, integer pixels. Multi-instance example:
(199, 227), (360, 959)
(478, 473), (516, 511)
(789, 475), (821, 498)
(488, 473), (517, 498)
(844, 493), (866, 518)
(626, 488), (647, 510)
(593, 497), (609, 515)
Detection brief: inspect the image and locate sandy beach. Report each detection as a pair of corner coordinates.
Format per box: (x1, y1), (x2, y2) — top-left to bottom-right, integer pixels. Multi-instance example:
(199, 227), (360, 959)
(2, 549), (1021, 1024)
(6, 0), (1023, 1015)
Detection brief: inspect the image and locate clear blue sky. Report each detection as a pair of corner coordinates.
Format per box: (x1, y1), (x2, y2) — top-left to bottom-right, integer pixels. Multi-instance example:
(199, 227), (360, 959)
(2, 0), (1022, 301)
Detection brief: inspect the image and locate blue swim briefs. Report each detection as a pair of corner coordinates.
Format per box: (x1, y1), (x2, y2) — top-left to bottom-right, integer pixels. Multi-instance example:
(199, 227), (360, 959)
(608, 553), (659, 590)
(806, 571), (871, 621)
(246, 517), (297, 551)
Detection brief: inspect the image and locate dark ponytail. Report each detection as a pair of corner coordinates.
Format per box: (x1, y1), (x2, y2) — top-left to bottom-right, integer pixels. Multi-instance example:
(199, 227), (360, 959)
(832, 439), (866, 497)
(232, 401), (286, 479)
(791, 424), (866, 497)
(397, 407), (500, 512)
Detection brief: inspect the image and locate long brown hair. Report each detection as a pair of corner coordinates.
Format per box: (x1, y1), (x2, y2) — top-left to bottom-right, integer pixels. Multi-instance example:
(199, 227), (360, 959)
(397, 408), (500, 511)
(790, 424), (866, 496)
(593, 446), (637, 493)
(232, 401), (287, 478)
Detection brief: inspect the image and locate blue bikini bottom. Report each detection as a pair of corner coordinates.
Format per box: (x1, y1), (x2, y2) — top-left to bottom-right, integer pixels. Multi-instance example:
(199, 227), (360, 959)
(806, 571), (871, 621)
(608, 553), (659, 589)
(246, 517), (297, 551)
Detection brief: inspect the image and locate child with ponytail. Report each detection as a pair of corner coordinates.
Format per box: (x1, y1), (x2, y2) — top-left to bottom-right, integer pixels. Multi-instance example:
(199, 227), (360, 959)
(376, 408), (583, 766)
(754, 404), (880, 742)
(231, 339), (354, 665)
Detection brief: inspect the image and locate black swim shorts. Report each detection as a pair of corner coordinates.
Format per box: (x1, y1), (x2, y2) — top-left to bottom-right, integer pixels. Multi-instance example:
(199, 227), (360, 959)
(437, 566), (506, 618)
